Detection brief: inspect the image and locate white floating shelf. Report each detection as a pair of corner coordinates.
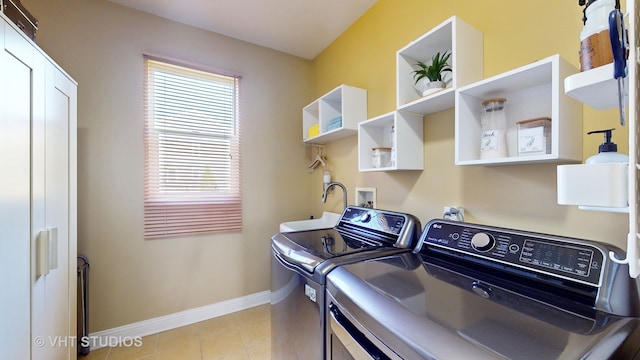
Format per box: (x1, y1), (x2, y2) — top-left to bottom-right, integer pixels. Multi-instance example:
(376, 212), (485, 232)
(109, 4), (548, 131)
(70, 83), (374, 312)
(358, 111), (424, 172)
(303, 84), (367, 144)
(455, 54), (583, 166)
(396, 16), (483, 115)
(564, 63), (629, 110)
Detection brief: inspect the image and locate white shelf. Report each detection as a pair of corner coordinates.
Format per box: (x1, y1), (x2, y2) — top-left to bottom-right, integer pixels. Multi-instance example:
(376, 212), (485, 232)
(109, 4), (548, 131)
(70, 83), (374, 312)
(557, 163), (628, 208)
(303, 84), (367, 144)
(564, 62), (629, 110)
(396, 16), (483, 114)
(358, 111), (423, 171)
(455, 54), (583, 165)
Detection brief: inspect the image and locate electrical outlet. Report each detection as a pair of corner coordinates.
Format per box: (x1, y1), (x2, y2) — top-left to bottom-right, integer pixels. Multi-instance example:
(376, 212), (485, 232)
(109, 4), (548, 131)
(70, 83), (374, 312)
(443, 206), (464, 221)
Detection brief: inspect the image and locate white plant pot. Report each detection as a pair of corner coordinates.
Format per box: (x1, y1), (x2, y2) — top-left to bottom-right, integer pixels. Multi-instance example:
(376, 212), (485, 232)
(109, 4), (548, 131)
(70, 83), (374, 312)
(420, 80), (445, 96)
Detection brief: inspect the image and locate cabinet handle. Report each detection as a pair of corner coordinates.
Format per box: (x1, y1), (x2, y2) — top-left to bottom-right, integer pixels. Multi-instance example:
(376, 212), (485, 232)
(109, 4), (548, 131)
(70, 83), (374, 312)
(35, 228), (59, 279)
(36, 230), (50, 278)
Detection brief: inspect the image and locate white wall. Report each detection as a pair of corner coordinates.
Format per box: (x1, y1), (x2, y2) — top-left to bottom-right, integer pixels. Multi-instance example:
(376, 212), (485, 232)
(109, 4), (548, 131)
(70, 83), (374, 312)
(22, 0), (314, 332)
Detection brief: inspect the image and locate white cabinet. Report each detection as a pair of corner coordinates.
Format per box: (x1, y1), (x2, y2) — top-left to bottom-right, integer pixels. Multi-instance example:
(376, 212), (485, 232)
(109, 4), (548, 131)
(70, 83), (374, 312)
(0, 18), (34, 360)
(0, 14), (77, 359)
(455, 54), (583, 165)
(303, 84), (367, 144)
(358, 111), (423, 171)
(396, 16), (483, 115)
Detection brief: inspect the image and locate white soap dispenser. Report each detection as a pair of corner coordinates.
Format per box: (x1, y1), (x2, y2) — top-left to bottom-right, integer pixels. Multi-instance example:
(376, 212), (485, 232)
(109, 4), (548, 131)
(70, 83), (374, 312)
(585, 128), (629, 164)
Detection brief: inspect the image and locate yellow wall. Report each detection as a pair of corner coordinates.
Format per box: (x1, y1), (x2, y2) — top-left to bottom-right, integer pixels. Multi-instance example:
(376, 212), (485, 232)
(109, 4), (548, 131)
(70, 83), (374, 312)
(312, 0), (630, 246)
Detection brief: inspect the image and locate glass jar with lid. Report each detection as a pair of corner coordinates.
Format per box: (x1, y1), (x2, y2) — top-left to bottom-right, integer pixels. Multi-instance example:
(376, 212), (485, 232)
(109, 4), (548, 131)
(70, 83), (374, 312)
(480, 98), (507, 159)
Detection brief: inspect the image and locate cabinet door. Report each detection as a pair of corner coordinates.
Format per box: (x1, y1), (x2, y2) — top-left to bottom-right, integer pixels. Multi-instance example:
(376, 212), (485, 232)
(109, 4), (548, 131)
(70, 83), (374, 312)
(31, 61), (77, 360)
(0, 20), (37, 360)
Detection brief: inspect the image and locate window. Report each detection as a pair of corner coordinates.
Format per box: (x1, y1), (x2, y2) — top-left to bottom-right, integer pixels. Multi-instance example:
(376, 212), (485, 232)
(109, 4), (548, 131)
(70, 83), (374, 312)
(143, 56), (242, 239)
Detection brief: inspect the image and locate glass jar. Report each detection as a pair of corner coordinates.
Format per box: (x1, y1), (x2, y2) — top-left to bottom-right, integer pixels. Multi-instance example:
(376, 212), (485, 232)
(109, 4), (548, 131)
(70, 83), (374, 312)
(372, 147), (392, 168)
(480, 98), (508, 159)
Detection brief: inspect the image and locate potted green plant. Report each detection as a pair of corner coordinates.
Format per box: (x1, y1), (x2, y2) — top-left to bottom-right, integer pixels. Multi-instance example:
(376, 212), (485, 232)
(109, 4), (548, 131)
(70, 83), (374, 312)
(411, 50), (452, 96)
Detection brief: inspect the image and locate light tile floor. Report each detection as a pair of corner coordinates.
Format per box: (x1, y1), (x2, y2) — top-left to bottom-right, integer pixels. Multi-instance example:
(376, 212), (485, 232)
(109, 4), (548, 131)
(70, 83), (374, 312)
(81, 305), (271, 360)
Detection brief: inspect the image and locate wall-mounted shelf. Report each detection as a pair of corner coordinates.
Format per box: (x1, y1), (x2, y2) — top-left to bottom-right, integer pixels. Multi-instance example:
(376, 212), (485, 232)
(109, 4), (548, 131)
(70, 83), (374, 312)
(568, 0), (639, 279)
(358, 111), (423, 171)
(303, 84), (367, 144)
(564, 62), (629, 110)
(557, 163), (629, 211)
(396, 16), (483, 115)
(455, 54), (583, 166)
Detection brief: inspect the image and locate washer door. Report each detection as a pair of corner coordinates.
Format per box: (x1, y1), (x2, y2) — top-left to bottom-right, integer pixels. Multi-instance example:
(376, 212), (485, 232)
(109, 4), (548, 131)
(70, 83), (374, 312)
(327, 300), (401, 360)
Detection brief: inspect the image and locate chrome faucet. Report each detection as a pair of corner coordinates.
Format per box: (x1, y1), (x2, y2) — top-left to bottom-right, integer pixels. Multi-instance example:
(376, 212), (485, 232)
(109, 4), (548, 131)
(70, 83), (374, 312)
(322, 182), (347, 210)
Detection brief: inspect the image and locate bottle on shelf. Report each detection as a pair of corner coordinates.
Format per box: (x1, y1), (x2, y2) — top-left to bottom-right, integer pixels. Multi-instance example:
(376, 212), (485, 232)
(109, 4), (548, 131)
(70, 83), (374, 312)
(578, 0), (615, 71)
(585, 128), (629, 163)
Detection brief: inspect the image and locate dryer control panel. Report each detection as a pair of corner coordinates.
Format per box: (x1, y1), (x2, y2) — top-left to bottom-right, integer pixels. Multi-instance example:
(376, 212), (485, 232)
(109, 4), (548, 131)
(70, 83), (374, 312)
(419, 220), (606, 286)
(339, 206), (407, 235)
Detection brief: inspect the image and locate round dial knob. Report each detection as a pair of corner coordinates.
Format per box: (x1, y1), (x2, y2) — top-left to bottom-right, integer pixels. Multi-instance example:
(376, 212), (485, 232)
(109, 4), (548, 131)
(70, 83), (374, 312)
(359, 212), (372, 222)
(471, 232), (495, 252)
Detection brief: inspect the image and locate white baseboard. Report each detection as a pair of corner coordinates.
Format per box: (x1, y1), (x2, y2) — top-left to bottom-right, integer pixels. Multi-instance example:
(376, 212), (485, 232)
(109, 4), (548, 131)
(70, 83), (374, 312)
(88, 291), (270, 349)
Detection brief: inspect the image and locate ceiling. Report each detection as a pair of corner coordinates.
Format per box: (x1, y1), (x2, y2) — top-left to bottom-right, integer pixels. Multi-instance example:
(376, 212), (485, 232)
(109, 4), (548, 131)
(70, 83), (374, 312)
(108, 0), (378, 60)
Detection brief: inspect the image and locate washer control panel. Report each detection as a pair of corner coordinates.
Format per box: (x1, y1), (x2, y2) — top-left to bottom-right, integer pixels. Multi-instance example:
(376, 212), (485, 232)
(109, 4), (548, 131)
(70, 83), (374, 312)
(339, 207), (407, 235)
(420, 220), (605, 285)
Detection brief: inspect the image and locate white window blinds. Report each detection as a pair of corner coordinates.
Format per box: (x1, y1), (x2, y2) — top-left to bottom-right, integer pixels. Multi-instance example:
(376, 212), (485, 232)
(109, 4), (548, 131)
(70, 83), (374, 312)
(144, 56), (242, 239)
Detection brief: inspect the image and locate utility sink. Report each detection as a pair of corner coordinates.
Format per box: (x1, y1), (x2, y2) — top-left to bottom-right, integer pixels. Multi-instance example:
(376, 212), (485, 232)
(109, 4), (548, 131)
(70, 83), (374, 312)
(279, 211), (341, 232)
